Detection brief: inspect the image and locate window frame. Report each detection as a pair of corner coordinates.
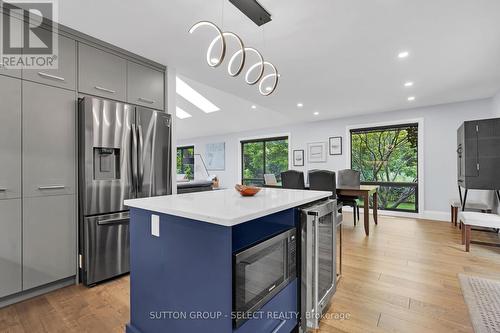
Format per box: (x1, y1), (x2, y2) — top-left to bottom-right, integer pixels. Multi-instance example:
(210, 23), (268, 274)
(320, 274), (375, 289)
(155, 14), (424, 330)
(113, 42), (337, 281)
(177, 145), (195, 179)
(350, 123), (419, 213)
(240, 136), (289, 186)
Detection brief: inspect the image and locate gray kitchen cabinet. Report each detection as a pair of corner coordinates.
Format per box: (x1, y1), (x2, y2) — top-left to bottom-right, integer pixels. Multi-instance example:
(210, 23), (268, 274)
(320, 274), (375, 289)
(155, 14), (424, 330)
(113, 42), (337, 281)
(127, 61), (164, 110)
(23, 195), (76, 290)
(0, 199), (22, 298)
(23, 81), (76, 197)
(0, 14), (22, 79)
(78, 43), (127, 101)
(0, 76), (22, 200)
(22, 35), (76, 91)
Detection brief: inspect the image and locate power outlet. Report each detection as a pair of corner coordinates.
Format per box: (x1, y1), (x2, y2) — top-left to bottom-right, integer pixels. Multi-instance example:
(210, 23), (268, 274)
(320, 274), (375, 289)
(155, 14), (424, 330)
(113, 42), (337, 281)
(151, 214), (160, 237)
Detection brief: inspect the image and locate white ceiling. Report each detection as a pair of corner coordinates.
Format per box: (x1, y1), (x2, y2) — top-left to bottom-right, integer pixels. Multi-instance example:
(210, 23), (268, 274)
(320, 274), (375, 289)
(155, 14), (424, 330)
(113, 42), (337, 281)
(59, 0), (500, 139)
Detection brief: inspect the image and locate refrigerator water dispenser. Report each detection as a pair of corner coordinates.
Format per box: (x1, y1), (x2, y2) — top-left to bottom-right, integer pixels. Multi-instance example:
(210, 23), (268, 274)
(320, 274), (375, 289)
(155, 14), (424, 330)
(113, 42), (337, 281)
(93, 147), (120, 180)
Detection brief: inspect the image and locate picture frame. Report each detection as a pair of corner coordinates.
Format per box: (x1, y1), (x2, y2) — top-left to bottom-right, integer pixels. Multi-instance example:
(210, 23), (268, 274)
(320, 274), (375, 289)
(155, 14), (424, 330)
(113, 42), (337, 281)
(307, 142), (327, 163)
(293, 150), (305, 166)
(329, 136), (342, 155)
(205, 142), (225, 170)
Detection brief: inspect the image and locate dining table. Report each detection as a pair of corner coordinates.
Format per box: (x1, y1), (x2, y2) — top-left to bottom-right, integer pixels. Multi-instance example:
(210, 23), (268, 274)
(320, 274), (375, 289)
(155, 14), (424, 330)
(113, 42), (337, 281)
(263, 183), (380, 236)
(336, 185), (379, 236)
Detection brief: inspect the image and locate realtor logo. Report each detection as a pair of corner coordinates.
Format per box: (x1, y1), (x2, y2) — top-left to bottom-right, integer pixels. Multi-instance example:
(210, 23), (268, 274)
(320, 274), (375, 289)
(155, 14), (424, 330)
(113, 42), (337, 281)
(1, 0), (58, 69)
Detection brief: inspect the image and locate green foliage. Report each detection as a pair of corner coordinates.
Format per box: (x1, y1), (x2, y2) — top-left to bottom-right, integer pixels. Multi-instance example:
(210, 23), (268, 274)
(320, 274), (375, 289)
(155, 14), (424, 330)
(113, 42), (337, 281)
(176, 146), (194, 180)
(352, 126), (418, 211)
(242, 139), (288, 185)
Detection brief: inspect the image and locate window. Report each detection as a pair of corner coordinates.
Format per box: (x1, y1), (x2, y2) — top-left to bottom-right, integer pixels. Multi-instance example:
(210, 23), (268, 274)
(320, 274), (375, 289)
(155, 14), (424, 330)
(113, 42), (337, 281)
(351, 123), (418, 212)
(241, 137), (289, 186)
(177, 146), (194, 180)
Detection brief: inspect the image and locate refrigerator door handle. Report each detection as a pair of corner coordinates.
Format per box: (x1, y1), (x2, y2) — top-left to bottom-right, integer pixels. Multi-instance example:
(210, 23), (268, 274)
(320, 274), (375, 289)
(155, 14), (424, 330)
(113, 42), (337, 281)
(137, 125), (144, 193)
(131, 124), (138, 191)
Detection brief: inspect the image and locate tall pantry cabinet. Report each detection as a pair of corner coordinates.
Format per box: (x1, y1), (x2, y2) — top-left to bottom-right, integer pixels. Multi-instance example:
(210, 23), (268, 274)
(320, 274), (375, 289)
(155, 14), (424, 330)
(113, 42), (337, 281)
(0, 32), (77, 298)
(0, 76), (22, 298)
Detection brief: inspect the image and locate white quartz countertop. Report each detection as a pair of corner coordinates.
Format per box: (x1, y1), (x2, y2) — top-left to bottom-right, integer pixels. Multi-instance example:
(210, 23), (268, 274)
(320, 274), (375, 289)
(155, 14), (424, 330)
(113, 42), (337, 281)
(124, 188), (331, 226)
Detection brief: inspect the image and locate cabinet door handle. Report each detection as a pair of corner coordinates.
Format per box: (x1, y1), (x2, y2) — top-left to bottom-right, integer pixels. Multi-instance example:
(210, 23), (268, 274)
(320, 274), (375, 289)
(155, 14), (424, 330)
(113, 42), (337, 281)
(0, 188), (7, 192)
(271, 320), (287, 333)
(138, 97), (155, 104)
(95, 86), (116, 94)
(38, 185), (65, 190)
(38, 72), (65, 81)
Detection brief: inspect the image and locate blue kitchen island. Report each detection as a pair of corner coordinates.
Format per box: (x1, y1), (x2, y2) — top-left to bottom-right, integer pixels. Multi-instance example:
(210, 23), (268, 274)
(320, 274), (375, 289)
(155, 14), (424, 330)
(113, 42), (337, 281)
(124, 188), (330, 333)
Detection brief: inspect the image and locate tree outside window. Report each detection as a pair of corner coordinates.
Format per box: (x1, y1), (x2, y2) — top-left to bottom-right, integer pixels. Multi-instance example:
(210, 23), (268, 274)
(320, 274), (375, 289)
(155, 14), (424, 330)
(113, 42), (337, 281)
(241, 137), (288, 186)
(351, 124), (418, 212)
(177, 146), (194, 180)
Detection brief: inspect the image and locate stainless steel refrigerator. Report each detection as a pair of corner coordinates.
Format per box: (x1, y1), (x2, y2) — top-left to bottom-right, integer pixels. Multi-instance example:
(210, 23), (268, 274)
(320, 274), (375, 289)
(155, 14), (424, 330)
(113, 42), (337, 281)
(78, 96), (172, 286)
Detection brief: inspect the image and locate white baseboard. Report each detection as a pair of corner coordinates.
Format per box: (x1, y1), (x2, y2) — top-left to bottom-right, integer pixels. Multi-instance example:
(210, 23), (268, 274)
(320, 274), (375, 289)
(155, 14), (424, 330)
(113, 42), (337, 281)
(342, 206), (450, 222)
(420, 210), (451, 222)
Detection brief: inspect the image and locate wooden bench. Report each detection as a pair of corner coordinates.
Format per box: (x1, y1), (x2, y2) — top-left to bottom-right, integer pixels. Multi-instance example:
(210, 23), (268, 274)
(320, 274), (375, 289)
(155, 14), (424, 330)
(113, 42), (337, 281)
(458, 212), (500, 252)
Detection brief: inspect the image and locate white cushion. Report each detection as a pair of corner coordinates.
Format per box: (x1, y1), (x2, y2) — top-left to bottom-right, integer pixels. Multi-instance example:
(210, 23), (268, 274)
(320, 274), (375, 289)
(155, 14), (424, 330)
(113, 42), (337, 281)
(449, 199), (491, 210)
(458, 212), (500, 228)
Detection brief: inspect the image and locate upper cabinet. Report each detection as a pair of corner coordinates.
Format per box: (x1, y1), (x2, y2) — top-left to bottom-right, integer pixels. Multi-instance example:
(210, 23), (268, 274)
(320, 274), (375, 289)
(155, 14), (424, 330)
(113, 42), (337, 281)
(78, 43), (127, 101)
(22, 35), (77, 91)
(127, 61), (164, 110)
(0, 14), (21, 79)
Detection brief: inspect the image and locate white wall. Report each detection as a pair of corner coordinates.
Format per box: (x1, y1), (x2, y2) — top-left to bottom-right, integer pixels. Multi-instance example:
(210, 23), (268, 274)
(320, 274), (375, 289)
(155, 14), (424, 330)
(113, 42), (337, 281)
(178, 98), (497, 220)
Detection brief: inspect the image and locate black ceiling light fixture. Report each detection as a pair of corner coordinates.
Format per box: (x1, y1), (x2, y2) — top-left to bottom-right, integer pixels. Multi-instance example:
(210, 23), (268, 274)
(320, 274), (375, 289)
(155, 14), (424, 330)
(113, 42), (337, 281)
(228, 0), (272, 26)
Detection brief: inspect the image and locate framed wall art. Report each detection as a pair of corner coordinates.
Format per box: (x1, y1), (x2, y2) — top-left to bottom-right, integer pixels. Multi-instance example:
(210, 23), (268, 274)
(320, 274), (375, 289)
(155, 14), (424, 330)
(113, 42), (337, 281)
(329, 136), (342, 155)
(293, 150), (304, 166)
(205, 142), (225, 170)
(307, 142), (327, 163)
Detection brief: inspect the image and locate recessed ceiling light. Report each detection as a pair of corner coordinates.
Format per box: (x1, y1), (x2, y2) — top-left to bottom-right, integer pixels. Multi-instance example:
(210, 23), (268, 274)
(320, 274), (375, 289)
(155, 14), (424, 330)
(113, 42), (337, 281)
(398, 51), (410, 59)
(297, 103), (304, 108)
(176, 107), (192, 119)
(176, 77), (220, 113)
(251, 105), (257, 109)
(407, 96), (416, 101)
(404, 81), (414, 87)
(313, 111), (319, 116)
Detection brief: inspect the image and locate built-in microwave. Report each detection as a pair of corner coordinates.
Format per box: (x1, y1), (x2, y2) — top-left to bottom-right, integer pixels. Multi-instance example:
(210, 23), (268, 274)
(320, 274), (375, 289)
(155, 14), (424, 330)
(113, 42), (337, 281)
(233, 228), (297, 328)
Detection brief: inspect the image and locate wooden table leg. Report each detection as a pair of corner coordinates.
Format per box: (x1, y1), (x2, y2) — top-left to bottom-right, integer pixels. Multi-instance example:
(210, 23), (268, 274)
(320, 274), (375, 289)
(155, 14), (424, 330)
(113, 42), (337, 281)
(373, 191), (378, 225)
(363, 193), (369, 236)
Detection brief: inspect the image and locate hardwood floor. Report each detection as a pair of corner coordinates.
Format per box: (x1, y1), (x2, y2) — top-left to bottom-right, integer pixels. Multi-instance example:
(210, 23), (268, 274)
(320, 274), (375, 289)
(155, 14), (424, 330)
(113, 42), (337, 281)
(0, 214), (499, 333)
(323, 214), (500, 333)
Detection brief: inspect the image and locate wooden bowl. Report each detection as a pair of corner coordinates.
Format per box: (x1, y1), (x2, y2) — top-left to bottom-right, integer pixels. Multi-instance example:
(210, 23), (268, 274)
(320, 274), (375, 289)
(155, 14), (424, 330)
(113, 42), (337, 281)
(235, 184), (261, 197)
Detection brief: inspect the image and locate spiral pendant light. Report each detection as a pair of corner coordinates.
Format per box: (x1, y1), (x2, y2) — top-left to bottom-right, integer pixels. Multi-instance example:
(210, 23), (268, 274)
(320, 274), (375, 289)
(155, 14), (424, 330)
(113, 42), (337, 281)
(189, 21), (279, 96)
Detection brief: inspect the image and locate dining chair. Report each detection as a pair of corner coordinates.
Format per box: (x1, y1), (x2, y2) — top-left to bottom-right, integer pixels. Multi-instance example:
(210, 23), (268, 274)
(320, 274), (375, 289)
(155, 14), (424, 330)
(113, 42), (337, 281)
(264, 174), (278, 186)
(337, 169), (361, 225)
(281, 170), (306, 190)
(308, 170), (336, 199)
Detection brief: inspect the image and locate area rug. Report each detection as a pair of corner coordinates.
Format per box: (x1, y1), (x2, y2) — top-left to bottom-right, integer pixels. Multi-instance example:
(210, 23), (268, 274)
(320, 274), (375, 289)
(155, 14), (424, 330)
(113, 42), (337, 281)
(458, 274), (500, 333)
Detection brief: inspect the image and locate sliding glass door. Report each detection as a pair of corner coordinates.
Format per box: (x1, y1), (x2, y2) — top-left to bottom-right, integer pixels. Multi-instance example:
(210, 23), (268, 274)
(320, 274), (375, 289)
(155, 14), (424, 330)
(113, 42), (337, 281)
(241, 137), (288, 186)
(351, 124), (418, 212)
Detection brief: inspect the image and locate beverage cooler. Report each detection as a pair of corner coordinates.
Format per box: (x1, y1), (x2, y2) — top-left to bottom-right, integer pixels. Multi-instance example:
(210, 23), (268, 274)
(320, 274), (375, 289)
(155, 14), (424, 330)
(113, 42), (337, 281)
(300, 199), (343, 331)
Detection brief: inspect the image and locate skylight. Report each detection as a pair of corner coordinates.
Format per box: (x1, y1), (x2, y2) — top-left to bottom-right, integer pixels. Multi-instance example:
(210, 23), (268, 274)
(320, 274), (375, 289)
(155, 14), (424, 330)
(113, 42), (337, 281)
(176, 77), (220, 113)
(176, 107), (192, 119)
